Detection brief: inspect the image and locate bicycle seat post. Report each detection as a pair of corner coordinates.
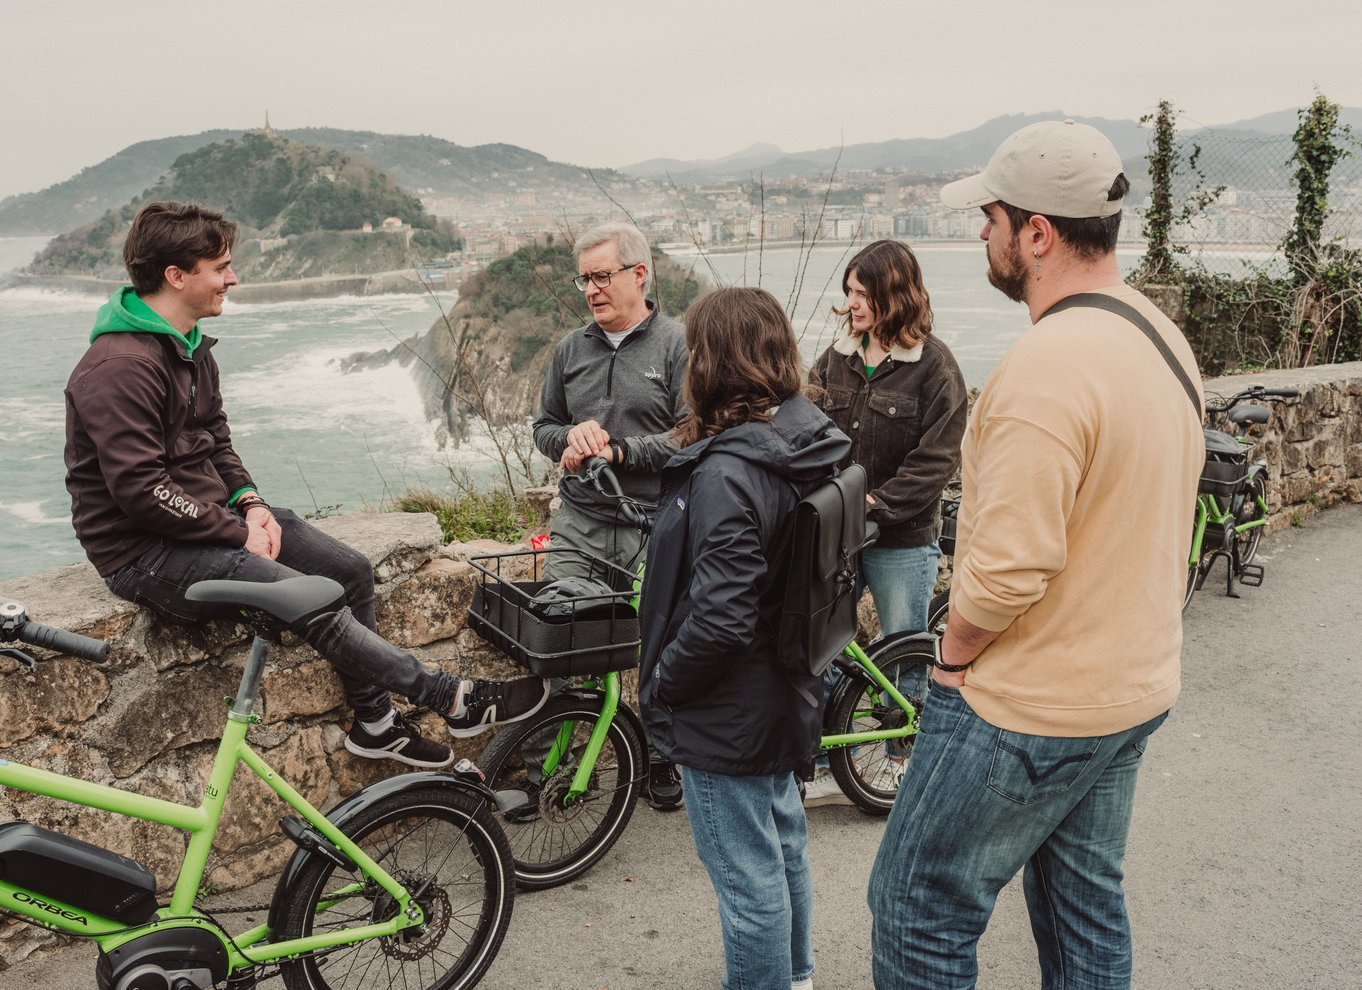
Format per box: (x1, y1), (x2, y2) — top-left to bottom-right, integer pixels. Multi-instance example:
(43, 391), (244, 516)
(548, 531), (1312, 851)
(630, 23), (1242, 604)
(231, 634), (273, 720)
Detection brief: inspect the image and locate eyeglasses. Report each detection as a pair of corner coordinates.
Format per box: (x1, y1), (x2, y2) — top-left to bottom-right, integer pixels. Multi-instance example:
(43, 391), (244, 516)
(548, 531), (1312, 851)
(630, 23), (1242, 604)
(572, 266), (636, 291)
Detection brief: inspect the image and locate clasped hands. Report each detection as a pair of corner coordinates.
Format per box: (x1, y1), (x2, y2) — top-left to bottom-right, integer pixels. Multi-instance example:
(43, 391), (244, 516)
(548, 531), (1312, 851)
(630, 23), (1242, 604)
(559, 419), (618, 473)
(243, 503), (282, 560)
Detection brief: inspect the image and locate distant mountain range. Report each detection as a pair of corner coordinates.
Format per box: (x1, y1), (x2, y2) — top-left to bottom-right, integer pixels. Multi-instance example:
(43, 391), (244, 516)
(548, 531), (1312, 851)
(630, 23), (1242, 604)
(620, 107), (1362, 184)
(4, 106), (1360, 237)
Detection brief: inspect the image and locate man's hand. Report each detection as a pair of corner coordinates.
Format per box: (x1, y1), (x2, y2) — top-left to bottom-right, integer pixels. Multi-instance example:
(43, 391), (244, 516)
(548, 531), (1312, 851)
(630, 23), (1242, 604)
(932, 599), (1003, 689)
(245, 505), (282, 560)
(565, 420), (611, 459)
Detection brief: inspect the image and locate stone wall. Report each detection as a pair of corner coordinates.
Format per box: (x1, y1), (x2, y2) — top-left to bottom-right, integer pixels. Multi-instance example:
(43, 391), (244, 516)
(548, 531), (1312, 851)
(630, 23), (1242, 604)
(0, 362), (1358, 965)
(1201, 362), (1362, 529)
(0, 512), (549, 966)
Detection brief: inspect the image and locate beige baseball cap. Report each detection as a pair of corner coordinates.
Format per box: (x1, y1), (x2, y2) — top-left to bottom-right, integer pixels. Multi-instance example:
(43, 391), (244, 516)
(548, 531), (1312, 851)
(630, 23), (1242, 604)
(940, 119), (1125, 219)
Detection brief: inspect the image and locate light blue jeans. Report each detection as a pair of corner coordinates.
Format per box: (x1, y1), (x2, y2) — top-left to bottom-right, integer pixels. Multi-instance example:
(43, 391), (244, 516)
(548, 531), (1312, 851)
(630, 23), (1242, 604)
(867, 681), (1169, 990)
(858, 542), (941, 638)
(681, 766), (815, 990)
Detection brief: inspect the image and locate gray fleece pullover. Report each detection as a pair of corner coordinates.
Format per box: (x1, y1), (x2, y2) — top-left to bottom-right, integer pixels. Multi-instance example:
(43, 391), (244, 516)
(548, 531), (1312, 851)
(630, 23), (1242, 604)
(533, 303), (688, 521)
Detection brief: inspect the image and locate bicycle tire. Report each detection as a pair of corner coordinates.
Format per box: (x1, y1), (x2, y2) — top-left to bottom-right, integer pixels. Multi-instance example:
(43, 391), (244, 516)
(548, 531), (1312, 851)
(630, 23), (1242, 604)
(477, 694), (644, 890)
(1236, 472), (1269, 567)
(926, 589), (950, 635)
(275, 787), (514, 990)
(826, 638), (933, 816)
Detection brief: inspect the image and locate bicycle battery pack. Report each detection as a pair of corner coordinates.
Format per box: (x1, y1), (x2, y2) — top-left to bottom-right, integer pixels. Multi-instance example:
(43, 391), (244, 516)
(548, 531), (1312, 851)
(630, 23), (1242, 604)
(0, 820), (157, 924)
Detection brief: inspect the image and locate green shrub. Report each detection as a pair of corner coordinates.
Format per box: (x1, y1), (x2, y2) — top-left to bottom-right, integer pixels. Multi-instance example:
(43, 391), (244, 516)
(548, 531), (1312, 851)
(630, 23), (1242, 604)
(390, 488), (540, 544)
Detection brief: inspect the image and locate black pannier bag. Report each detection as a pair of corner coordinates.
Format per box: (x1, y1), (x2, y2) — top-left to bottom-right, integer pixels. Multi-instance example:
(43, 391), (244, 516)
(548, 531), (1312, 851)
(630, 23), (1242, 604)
(778, 463), (868, 677)
(1200, 429), (1250, 498)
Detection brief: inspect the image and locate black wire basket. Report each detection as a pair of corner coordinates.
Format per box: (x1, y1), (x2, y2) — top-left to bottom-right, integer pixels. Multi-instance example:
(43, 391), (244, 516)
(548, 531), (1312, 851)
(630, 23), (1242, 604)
(466, 548), (641, 677)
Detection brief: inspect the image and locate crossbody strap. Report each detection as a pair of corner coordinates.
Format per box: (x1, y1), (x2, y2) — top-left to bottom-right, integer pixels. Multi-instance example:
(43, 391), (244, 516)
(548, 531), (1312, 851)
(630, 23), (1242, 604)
(1040, 293), (1202, 415)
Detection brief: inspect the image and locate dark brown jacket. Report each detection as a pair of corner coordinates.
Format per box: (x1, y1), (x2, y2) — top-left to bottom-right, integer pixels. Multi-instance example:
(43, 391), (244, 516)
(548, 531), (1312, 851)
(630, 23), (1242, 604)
(65, 301), (255, 577)
(810, 333), (967, 548)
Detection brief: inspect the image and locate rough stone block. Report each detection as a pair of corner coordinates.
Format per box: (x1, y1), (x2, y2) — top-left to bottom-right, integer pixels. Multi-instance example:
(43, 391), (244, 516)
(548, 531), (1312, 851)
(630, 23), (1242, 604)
(261, 658), (346, 722)
(313, 511), (441, 584)
(375, 557), (475, 647)
(101, 661), (245, 778)
(0, 659), (109, 747)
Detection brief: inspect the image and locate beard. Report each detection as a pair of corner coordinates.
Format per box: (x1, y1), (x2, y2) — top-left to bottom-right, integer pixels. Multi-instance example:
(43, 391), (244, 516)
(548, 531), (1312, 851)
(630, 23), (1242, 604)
(986, 235), (1029, 303)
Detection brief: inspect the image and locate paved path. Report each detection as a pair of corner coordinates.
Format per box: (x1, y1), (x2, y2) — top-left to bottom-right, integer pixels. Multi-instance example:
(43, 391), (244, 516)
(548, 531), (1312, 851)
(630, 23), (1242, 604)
(3, 505), (1359, 988)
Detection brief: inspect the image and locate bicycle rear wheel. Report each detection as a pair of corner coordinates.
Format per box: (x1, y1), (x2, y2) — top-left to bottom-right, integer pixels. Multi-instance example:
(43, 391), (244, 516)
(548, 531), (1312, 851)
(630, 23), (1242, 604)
(1236, 472), (1269, 567)
(826, 638), (933, 815)
(276, 787), (513, 990)
(477, 694), (644, 890)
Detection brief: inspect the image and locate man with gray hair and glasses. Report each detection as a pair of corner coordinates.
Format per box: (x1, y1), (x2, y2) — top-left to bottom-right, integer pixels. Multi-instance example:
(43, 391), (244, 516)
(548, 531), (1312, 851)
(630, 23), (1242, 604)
(530, 222), (689, 810)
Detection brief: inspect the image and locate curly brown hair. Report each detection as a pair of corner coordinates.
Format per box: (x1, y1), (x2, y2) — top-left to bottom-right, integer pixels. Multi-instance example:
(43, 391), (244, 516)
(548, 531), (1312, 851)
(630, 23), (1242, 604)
(833, 239), (933, 350)
(673, 287), (803, 448)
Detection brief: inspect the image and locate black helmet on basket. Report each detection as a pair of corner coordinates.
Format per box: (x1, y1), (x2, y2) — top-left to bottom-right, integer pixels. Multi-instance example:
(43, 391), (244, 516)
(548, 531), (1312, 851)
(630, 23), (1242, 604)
(526, 577), (622, 623)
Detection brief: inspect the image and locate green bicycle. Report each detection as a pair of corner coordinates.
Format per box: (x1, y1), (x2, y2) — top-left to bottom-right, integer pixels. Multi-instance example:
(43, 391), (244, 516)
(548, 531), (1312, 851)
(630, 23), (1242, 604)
(466, 459), (933, 891)
(1184, 384), (1299, 609)
(0, 575), (514, 990)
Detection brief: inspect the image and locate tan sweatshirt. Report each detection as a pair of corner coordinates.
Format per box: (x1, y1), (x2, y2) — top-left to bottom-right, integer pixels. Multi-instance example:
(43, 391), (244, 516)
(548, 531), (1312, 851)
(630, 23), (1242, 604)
(954, 285), (1203, 736)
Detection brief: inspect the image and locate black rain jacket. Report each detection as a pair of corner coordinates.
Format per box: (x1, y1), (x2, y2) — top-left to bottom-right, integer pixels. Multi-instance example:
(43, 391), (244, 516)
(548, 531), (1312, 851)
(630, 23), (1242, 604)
(637, 395), (851, 776)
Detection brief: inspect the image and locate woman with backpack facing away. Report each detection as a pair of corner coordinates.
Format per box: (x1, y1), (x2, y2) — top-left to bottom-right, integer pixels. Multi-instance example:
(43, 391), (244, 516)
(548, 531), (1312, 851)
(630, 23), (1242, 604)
(804, 239), (968, 806)
(638, 286), (850, 990)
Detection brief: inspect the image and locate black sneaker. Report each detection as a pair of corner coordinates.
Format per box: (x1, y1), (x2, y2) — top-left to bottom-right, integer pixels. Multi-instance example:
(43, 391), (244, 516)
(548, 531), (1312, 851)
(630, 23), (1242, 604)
(445, 676), (551, 738)
(645, 760), (683, 811)
(345, 711), (453, 768)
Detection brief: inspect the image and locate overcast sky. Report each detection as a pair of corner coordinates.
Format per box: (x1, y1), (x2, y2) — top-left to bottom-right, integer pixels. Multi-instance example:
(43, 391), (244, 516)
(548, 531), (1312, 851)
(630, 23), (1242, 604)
(3, 0), (1358, 201)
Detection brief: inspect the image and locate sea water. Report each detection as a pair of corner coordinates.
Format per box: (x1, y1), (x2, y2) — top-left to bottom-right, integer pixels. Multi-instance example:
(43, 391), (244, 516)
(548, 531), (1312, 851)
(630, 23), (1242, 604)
(0, 235), (1139, 582)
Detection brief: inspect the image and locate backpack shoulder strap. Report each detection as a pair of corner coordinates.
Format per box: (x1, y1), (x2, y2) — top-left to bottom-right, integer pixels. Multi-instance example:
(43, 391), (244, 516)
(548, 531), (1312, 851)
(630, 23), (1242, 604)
(1040, 292), (1202, 416)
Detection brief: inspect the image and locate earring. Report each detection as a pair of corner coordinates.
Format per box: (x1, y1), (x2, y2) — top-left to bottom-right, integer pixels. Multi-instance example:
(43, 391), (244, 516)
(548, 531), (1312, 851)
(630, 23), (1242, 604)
(1033, 251), (1042, 273)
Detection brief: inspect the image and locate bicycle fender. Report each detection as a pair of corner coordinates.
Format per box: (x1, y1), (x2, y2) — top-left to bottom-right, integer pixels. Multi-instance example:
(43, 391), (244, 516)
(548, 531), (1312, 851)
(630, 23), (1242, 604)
(267, 768), (497, 931)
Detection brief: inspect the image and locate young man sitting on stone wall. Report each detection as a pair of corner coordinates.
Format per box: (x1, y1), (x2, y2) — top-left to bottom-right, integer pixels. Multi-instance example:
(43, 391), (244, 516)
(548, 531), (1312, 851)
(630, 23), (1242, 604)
(64, 200), (549, 768)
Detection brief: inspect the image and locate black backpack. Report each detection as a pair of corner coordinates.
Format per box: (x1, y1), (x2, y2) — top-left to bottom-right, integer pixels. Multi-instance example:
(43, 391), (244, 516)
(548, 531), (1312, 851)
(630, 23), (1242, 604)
(778, 463), (869, 677)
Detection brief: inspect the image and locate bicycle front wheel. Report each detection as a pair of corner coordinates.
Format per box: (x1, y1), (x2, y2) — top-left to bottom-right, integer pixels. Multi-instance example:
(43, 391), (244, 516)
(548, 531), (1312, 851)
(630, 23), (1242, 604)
(826, 638), (933, 816)
(276, 787), (514, 990)
(477, 695), (645, 890)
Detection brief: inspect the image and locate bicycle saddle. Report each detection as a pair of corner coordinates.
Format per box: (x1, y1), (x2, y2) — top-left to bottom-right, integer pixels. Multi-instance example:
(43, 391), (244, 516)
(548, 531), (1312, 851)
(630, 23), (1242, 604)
(186, 575), (346, 624)
(1228, 405), (1270, 426)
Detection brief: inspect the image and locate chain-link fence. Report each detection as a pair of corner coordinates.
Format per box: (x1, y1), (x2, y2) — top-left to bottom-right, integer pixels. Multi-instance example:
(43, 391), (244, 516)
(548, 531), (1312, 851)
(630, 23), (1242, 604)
(1132, 116), (1362, 261)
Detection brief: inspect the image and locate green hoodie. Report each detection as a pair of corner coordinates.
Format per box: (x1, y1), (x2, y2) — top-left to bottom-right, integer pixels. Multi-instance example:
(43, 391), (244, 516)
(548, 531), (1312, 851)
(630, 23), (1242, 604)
(90, 285), (202, 356)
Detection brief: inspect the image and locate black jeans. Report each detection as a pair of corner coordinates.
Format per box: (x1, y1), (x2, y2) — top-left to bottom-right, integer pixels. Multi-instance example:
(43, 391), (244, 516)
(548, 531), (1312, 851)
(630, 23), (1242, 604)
(105, 508), (459, 722)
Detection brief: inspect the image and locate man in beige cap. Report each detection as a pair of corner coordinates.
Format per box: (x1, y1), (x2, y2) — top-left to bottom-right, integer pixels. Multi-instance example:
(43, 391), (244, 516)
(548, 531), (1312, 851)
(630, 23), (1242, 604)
(867, 120), (1204, 989)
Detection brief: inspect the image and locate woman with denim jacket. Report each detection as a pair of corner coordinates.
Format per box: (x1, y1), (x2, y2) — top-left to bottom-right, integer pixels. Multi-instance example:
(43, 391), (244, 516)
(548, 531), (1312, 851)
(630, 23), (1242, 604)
(810, 239), (968, 642)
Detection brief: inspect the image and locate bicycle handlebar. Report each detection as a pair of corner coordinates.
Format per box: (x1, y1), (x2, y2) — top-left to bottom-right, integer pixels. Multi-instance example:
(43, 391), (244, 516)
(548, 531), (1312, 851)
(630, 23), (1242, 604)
(0, 600), (111, 664)
(1205, 384), (1300, 413)
(576, 456), (652, 533)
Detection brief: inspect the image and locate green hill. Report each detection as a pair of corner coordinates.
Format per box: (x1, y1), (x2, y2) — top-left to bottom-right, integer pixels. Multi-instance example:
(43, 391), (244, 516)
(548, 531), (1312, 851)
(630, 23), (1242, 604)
(0, 127), (655, 236)
(25, 131), (462, 282)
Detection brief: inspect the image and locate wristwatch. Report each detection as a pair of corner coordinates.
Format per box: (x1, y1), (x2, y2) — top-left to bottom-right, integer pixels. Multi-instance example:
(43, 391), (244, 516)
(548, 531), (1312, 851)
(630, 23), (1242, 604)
(932, 636), (973, 673)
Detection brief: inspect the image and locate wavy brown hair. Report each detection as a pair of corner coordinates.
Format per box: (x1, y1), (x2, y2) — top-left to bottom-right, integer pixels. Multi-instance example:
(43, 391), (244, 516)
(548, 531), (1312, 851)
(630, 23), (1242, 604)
(833, 239), (933, 349)
(673, 287), (802, 448)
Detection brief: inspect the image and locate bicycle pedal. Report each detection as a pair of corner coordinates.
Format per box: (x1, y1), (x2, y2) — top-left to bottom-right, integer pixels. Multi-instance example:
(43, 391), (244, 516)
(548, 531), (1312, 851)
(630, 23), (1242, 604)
(1238, 563), (1265, 587)
(280, 815), (355, 870)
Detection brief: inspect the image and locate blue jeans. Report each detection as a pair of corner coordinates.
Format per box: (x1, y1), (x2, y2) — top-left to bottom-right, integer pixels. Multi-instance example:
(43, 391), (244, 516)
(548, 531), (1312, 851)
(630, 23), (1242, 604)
(858, 542), (941, 637)
(681, 766), (814, 990)
(105, 507), (459, 722)
(867, 682), (1168, 990)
